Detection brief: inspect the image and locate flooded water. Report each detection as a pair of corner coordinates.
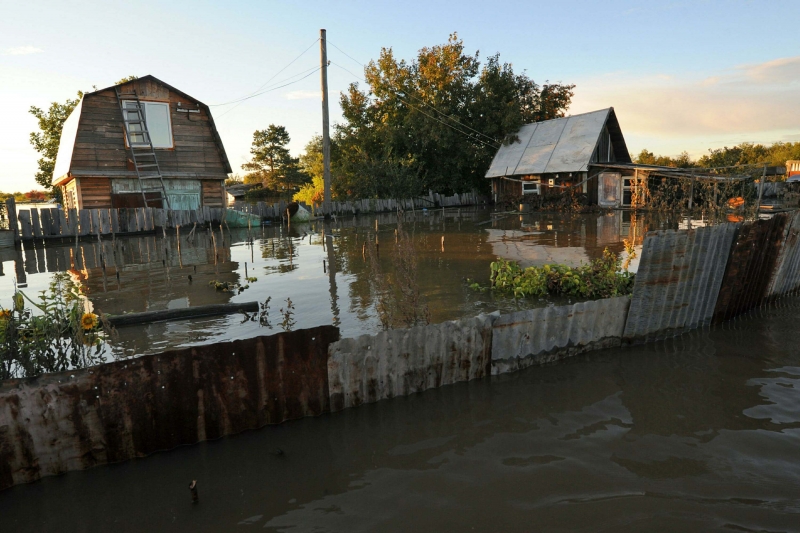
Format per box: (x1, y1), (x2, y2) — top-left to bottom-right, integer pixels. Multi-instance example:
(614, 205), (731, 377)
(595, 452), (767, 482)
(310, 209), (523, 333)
(0, 208), (662, 360)
(1, 297), (799, 531)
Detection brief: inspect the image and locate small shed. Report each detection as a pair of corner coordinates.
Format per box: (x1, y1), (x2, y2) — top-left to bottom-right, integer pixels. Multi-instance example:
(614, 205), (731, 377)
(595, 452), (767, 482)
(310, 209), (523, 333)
(485, 108), (631, 205)
(52, 76), (232, 210)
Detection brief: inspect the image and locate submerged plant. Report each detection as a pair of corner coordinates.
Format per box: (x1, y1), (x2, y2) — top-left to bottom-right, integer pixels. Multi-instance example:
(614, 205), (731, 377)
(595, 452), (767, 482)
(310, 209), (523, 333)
(0, 273), (112, 380)
(279, 298), (295, 331)
(487, 248), (635, 300)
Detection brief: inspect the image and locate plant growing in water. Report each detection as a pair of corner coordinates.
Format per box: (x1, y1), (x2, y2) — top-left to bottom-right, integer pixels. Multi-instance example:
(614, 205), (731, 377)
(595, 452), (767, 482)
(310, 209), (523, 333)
(279, 297), (295, 331)
(488, 248), (635, 300)
(0, 273), (111, 379)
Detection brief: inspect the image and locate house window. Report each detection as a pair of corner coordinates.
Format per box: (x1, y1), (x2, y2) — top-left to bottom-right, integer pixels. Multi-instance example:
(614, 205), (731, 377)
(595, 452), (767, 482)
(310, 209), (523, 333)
(522, 181), (540, 195)
(122, 101), (173, 148)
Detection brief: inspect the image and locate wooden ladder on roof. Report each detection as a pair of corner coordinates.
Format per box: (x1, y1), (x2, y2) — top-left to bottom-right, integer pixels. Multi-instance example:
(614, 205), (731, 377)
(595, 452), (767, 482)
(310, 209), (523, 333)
(114, 87), (171, 210)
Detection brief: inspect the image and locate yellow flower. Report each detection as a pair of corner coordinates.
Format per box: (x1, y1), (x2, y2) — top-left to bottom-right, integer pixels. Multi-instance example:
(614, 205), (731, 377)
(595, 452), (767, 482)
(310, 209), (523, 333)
(0, 309), (11, 320)
(81, 312), (98, 330)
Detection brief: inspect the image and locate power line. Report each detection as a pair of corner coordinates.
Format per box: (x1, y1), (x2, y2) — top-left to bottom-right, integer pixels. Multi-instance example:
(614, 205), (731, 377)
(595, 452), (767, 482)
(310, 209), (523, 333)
(210, 38), (319, 106)
(330, 61), (499, 150)
(209, 65), (320, 107)
(215, 67), (320, 120)
(327, 40), (501, 146)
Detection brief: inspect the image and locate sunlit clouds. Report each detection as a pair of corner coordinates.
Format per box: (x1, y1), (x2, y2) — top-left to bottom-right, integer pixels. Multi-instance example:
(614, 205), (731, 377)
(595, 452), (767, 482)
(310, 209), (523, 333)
(570, 55), (800, 157)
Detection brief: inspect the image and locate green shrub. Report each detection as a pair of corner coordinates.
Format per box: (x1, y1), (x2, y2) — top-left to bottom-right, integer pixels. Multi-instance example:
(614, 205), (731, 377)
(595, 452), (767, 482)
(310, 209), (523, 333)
(0, 273), (110, 379)
(488, 248), (635, 300)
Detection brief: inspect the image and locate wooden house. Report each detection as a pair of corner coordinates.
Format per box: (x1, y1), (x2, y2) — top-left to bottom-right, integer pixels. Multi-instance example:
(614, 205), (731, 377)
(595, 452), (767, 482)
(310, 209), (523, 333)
(52, 76), (231, 210)
(485, 108), (636, 206)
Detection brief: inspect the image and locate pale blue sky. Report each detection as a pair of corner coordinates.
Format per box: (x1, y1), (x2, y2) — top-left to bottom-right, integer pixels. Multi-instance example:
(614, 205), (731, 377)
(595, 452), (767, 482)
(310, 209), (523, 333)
(2, 0), (799, 190)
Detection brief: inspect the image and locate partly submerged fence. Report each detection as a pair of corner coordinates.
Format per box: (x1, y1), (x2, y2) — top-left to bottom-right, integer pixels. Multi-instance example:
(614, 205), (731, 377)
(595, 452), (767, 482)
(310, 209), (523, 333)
(3, 210), (800, 490)
(230, 191), (487, 218)
(4, 192), (487, 244)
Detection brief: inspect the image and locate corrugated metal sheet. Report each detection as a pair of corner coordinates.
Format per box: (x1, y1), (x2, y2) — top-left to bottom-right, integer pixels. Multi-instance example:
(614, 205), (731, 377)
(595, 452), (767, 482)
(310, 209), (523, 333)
(713, 215), (789, 323)
(767, 211), (800, 298)
(486, 109), (612, 178)
(623, 223), (739, 342)
(327, 315), (494, 411)
(491, 297), (630, 375)
(0, 326), (338, 491)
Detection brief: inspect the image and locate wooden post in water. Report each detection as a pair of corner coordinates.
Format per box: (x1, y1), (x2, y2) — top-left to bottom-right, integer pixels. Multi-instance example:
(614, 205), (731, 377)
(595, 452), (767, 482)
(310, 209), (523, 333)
(4, 198), (18, 244)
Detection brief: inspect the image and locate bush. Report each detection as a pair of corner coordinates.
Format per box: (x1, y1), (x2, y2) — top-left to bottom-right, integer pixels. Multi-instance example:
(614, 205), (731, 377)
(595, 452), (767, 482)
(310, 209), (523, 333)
(0, 273), (111, 379)
(487, 248), (635, 300)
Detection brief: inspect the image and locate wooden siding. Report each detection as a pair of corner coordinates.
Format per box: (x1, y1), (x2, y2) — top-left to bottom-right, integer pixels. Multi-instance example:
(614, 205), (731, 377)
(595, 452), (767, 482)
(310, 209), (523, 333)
(70, 79), (229, 178)
(202, 180), (225, 207)
(62, 179), (79, 210)
(77, 177), (113, 209)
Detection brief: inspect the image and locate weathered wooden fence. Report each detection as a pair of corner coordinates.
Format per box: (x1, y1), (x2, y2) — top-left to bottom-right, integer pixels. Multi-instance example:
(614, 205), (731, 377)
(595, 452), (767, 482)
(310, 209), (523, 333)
(232, 191), (487, 218)
(5, 192), (487, 243)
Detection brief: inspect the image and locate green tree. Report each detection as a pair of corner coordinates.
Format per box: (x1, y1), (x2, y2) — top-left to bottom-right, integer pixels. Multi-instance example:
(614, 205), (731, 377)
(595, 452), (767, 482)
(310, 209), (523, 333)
(29, 93), (83, 190)
(115, 75), (138, 84)
(242, 125), (309, 193)
(334, 34), (575, 198)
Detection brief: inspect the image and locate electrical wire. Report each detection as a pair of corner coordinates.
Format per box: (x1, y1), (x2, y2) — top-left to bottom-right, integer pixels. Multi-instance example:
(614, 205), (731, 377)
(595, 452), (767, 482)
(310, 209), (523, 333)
(210, 38), (319, 106)
(328, 40), (501, 147)
(215, 67), (320, 120)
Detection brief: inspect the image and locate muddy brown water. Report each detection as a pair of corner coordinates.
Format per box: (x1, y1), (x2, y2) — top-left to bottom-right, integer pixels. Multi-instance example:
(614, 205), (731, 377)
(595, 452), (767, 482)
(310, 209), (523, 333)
(0, 208), (659, 361)
(1, 297), (799, 531)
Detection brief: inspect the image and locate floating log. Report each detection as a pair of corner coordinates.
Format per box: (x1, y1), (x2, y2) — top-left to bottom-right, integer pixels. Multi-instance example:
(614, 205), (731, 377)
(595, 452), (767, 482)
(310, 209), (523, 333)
(106, 302), (259, 327)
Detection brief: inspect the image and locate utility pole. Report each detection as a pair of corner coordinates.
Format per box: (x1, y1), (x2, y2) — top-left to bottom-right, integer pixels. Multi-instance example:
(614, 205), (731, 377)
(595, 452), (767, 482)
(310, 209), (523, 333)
(320, 29), (332, 216)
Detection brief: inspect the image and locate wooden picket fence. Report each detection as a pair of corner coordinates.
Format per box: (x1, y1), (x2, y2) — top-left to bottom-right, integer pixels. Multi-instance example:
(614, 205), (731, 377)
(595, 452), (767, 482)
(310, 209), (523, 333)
(5, 191), (488, 243)
(232, 191), (487, 218)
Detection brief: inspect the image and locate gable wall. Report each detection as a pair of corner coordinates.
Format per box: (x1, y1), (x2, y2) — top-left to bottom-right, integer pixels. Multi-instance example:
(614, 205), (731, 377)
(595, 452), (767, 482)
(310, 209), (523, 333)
(71, 79), (228, 177)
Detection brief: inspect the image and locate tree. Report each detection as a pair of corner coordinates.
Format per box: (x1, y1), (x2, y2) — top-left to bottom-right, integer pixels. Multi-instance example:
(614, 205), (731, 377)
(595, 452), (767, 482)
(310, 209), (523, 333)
(115, 75), (138, 84)
(242, 125), (309, 193)
(29, 93), (82, 190)
(334, 34), (575, 198)
(225, 174), (243, 186)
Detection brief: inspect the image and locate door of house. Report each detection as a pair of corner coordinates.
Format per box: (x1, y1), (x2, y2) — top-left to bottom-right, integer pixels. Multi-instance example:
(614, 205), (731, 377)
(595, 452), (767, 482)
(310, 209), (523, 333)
(598, 172), (621, 207)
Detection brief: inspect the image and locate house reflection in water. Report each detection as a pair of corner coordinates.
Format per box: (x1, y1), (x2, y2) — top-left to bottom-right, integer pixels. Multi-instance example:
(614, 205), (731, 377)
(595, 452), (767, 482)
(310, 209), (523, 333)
(485, 212), (646, 271)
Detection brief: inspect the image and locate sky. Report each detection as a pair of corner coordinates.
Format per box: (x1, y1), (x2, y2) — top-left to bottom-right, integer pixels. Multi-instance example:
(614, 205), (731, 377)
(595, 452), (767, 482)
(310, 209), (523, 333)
(1, 0), (799, 191)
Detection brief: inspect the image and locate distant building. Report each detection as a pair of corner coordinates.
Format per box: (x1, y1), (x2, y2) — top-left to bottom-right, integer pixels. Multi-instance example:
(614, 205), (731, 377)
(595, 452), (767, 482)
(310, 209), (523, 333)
(52, 75), (231, 210)
(787, 160), (800, 181)
(225, 183), (258, 204)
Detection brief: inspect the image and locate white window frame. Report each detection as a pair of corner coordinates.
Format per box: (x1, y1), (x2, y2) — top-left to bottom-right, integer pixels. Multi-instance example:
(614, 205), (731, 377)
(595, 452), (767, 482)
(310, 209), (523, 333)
(122, 100), (174, 149)
(521, 179), (541, 195)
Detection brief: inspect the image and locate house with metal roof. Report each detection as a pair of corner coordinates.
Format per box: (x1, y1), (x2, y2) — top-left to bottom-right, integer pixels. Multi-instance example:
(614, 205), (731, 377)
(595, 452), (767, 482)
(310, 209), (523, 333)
(53, 75), (231, 211)
(486, 108), (638, 206)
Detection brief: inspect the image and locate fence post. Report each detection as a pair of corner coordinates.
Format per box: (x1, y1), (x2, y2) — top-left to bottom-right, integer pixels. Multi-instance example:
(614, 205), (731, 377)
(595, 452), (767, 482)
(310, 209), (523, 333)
(5, 197), (18, 243)
(756, 165), (766, 213)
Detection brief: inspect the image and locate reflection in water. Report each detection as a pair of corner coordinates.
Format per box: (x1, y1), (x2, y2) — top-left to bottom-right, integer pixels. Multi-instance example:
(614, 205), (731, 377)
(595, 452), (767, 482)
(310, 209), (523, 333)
(2, 298), (799, 531)
(0, 208), (703, 358)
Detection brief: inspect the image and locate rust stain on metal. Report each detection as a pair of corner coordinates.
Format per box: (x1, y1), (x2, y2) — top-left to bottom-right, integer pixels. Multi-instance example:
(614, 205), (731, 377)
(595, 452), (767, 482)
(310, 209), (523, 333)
(0, 325), (338, 491)
(713, 215), (789, 323)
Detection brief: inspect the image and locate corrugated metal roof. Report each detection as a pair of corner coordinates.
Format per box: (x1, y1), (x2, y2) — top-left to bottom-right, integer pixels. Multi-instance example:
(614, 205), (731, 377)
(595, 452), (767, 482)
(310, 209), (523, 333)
(491, 297), (630, 375)
(485, 108), (630, 178)
(623, 223), (739, 342)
